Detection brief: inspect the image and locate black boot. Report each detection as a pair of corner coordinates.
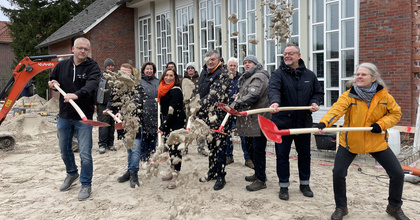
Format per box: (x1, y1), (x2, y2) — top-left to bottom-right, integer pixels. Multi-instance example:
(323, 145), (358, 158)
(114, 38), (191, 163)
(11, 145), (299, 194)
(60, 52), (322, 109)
(130, 171), (140, 188)
(214, 176), (226, 190)
(117, 170), (130, 183)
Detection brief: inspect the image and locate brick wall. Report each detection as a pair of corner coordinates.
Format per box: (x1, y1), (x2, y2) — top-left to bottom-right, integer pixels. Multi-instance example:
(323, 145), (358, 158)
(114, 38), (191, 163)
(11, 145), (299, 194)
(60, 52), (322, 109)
(359, 0), (414, 126)
(46, 5), (135, 100)
(413, 0), (420, 125)
(0, 43), (15, 90)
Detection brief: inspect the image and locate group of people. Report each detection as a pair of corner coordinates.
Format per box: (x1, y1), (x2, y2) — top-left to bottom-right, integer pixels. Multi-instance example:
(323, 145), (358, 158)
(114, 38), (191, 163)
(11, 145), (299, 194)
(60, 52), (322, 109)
(47, 37), (409, 220)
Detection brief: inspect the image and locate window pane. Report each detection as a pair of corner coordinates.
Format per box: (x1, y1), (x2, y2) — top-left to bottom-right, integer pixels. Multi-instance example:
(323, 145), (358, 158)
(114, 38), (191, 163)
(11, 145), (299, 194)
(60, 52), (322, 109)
(292, 0), (298, 8)
(267, 41), (275, 63)
(248, 35), (256, 55)
(230, 0), (237, 14)
(342, 0), (354, 18)
(248, 0), (255, 10)
(247, 11), (256, 33)
(215, 5), (221, 25)
(327, 2), (339, 31)
(238, 21), (246, 43)
(231, 38), (238, 58)
(327, 32), (339, 59)
(327, 61), (339, 88)
(341, 50), (354, 78)
(313, 0), (324, 23)
(239, 0), (246, 20)
(201, 30), (207, 48)
(314, 53), (324, 78)
(215, 26), (222, 46)
(239, 44), (246, 64)
(328, 90), (339, 107)
(208, 0), (214, 20)
(189, 26), (194, 44)
(292, 12), (299, 35)
(157, 21), (161, 37)
(189, 6), (194, 24)
(313, 24), (324, 51)
(201, 9), (206, 28)
(208, 21), (214, 40)
(342, 20), (354, 48)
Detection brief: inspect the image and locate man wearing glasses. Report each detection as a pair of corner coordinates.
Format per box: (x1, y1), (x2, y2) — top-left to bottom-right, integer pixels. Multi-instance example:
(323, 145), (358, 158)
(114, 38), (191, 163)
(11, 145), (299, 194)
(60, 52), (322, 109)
(267, 44), (324, 201)
(48, 37), (101, 201)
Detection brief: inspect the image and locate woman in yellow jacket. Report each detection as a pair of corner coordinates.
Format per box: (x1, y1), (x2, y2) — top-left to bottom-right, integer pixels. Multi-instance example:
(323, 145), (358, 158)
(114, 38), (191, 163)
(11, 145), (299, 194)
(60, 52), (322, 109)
(316, 63), (409, 220)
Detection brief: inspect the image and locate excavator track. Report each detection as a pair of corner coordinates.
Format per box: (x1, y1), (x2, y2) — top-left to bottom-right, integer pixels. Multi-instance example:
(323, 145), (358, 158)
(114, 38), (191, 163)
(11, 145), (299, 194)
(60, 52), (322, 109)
(0, 134), (15, 151)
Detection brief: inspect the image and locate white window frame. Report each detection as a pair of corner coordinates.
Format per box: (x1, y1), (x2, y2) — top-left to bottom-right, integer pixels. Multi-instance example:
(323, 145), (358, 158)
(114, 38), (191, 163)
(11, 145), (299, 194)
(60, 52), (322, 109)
(155, 12), (171, 78)
(138, 17), (152, 64)
(176, 4), (194, 76)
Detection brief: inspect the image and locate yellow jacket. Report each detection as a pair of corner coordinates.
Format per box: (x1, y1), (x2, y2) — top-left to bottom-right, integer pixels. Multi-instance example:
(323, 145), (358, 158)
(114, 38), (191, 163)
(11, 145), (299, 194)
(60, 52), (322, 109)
(319, 85), (401, 154)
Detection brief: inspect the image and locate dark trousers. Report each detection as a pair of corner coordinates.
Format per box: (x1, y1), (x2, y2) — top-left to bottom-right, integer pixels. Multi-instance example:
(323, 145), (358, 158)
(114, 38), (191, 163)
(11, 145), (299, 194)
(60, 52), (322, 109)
(241, 136), (254, 161)
(208, 133), (227, 178)
(169, 144), (182, 171)
(275, 133), (311, 186)
(252, 134), (267, 182)
(97, 104), (115, 147)
(333, 146), (404, 208)
(140, 132), (157, 162)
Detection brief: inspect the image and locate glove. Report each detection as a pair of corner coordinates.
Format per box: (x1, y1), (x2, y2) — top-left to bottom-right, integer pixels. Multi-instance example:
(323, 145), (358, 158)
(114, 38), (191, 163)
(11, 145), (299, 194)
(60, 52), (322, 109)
(370, 123), (382, 133)
(316, 123), (326, 130)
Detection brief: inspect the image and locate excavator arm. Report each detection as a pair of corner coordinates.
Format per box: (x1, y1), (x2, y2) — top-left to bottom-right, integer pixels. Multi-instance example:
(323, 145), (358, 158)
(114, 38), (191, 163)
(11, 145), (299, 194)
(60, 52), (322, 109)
(0, 54), (72, 150)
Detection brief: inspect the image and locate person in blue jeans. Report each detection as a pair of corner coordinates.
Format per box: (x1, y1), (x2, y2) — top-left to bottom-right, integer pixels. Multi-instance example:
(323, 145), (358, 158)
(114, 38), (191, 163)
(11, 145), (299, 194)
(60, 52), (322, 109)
(49, 37), (101, 201)
(109, 63), (145, 189)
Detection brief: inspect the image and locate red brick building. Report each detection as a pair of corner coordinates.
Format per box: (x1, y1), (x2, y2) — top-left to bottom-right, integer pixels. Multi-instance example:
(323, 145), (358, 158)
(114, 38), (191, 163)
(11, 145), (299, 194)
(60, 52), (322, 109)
(0, 21), (15, 91)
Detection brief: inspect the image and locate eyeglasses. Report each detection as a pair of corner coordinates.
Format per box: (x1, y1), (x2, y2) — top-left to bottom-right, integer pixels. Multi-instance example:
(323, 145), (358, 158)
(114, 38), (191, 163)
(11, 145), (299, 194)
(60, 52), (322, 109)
(187, 67), (195, 70)
(284, 52), (298, 56)
(75, 46), (90, 52)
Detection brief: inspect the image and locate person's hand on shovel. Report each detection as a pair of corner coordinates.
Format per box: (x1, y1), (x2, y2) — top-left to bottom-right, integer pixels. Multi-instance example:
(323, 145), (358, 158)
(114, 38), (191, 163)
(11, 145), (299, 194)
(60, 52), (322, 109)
(310, 103), (320, 112)
(269, 103), (280, 113)
(315, 122), (326, 135)
(48, 80), (79, 103)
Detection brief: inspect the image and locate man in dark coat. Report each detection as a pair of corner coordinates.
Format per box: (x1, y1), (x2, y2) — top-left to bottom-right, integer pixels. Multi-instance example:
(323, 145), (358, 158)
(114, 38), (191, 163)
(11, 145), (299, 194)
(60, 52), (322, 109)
(267, 44), (323, 201)
(196, 50), (230, 190)
(48, 37), (101, 201)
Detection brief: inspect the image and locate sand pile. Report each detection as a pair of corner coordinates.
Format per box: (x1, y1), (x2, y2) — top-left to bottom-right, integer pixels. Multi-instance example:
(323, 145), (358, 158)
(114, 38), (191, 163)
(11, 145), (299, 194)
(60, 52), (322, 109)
(36, 96), (59, 112)
(15, 94), (47, 107)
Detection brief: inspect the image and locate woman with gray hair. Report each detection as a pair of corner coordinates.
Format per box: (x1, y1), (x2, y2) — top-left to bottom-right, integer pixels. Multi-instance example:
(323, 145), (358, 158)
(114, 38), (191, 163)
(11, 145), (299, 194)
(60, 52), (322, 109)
(316, 63), (408, 220)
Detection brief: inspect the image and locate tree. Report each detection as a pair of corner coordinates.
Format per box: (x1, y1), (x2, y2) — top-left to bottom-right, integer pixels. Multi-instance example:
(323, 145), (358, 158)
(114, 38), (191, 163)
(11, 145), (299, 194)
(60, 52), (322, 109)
(0, 0), (94, 98)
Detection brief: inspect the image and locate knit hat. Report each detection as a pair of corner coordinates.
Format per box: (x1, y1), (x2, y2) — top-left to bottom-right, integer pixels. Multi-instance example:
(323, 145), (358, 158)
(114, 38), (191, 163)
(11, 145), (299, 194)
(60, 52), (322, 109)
(185, 62), (195, 70)
(244, 55), (259, 65)
(104, 58), (115, 68)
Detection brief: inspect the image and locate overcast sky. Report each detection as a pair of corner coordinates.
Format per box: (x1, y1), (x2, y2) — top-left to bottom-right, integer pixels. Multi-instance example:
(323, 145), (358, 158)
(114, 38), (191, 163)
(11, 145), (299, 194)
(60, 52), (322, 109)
(0, 0), (11, 22)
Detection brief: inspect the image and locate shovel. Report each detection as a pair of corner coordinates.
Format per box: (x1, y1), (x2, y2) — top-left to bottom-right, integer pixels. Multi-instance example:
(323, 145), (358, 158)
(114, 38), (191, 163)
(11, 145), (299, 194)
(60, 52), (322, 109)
(103, 110), (124, 130)
(216, 103), (312, 116)
(257, 115), (372, 144)
(54, 84), (109, 127)
(210, 112), (229, 135)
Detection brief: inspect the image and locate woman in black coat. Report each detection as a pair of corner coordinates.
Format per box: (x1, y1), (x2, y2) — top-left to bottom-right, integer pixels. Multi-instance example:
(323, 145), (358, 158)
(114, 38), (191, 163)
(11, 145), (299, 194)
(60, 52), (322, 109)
(157, 68), (186, 189)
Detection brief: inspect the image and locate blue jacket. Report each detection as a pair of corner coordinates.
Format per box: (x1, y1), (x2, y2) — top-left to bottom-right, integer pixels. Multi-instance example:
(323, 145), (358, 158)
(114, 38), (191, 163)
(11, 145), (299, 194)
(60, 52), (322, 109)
(267, 59), (323, 129)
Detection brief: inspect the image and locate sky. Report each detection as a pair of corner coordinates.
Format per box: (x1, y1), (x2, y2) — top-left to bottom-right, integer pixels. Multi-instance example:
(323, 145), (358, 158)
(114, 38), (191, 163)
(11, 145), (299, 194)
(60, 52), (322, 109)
(0, 0), (11, 21)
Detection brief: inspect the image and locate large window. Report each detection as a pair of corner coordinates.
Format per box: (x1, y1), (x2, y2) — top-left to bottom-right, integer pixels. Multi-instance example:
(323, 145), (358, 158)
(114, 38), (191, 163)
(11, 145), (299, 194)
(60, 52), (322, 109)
(176, 5), (194, 75)
(311, 0), (356, 107)
(199, 0), (222, 68)
(138, 17), (151, 65)
(264, 0), (299, 75)
(156, 12), (171, 77)
(228, 0), (256, 72)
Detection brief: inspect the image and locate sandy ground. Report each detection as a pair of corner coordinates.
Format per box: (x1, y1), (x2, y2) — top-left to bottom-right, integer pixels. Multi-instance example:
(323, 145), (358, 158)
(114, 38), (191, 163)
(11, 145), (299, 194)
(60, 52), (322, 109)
(0, 97), (420, 219)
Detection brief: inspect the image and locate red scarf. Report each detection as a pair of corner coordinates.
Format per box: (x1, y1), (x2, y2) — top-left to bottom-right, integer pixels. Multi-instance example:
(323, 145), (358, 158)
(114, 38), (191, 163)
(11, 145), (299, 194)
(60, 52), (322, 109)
(157, 80), (175, 102)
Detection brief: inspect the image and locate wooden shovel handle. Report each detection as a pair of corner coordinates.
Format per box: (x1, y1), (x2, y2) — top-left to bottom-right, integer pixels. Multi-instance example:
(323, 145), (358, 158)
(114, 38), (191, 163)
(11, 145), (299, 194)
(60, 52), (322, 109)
(289, 127), (373, 135)
(104, 110), (122, 123)
(242, 106), (312, 116)
(54, 84), (87, 121)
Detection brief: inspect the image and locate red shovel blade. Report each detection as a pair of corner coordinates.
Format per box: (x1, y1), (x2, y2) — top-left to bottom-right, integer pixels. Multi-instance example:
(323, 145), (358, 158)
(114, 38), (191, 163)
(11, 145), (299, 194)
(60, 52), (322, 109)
(210, 127), (228, 135)
(215, 103), (241, 116)
(80, 117), (110, 127)
(115, 123), (124, 130)
(258, 115), (290, 144)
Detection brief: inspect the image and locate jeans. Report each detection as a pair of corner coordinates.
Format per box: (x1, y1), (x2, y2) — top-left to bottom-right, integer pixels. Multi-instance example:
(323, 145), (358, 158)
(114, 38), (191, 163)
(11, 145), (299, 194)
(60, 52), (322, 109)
(140, 131), (157, 162)
(208, 133), (227, 178)
(126, 139), (141, 172)
(275, 133), (311, 187)
(253, 134), (267, 182)
(57, 117), (93, 187)
(97, 104), (115, 147)
(333, 146), (404, 208)
(240, 136), (253, 161)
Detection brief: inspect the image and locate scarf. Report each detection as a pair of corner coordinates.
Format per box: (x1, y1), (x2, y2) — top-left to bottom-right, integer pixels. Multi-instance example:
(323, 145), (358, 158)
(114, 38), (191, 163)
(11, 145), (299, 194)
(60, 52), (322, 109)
(354, 82), (377, 107)
(157, 80), (175, 102)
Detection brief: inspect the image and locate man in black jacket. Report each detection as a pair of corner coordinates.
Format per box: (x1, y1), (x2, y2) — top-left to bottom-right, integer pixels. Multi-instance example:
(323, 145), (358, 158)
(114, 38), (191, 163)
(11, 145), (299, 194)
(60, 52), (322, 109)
(48, 37), (101, 201)
(96, 58), (116, 154)
(196, 50), (230, 190)
(267, 44), (323, 201)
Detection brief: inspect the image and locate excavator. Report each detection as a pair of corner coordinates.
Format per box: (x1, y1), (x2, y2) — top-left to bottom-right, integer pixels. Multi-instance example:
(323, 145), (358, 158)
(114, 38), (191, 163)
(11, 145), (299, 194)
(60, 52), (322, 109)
(0, 54), (72, 150)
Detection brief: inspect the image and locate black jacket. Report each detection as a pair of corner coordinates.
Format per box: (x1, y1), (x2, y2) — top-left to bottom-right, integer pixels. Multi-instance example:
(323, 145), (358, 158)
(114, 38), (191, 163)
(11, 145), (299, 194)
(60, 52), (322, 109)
(50, 56), (101, 119)
(267, 59), (324, 129)
(196, 62), (230, 128)
(159, 86), (186, 134)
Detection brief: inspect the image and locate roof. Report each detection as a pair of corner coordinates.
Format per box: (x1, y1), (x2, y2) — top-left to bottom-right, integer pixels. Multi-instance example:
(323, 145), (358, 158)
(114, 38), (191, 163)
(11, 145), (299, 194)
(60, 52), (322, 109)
(36, 0), (121, 48)
(0, 21), (12, 43)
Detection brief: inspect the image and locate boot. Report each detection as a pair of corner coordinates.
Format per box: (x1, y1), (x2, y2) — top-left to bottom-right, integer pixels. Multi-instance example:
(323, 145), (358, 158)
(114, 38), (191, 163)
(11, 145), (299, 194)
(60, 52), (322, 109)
(162, 165), (174, 181)
(129, 171), (140, 188)
(386, 204), (410, 220)
(117, 170), (130, 183)
(167, 171), (179, 189)
(331, 207), (348, 220)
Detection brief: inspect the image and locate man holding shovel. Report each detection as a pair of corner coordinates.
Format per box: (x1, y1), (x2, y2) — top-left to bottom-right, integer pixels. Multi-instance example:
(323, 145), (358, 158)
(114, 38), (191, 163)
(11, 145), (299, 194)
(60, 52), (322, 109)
(49, 37), (101, 201)
(267, 44), (323, 200)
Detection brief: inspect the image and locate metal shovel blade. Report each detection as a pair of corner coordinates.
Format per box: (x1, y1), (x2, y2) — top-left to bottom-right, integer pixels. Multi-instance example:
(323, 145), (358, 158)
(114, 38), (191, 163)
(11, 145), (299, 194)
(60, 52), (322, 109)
(80, 119), (110, 127)
(258, 115), (290, 143)
(114, 122), (124, 130)
(215, 102), (241, 116)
